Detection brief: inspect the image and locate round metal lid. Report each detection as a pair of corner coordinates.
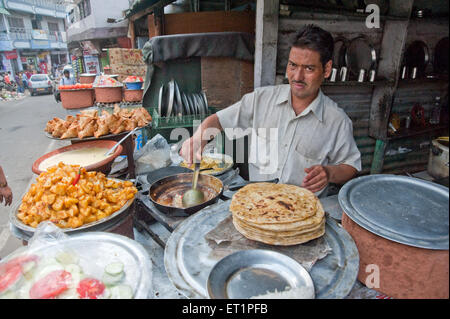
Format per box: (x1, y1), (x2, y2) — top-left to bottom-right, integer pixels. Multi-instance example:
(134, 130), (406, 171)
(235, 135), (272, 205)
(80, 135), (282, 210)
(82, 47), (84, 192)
(338, 175), (449, 250)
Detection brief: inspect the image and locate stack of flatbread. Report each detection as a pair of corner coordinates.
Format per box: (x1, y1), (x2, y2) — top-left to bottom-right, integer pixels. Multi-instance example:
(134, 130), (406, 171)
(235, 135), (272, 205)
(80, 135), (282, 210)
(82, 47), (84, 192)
(230, 183), (326, 246)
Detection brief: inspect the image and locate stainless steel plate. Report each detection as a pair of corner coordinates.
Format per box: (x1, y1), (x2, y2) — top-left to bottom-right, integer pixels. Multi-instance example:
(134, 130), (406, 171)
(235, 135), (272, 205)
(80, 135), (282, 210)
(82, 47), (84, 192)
(207, 249), (315, 299)
(338, 174), (449, 250)
(2, 232), (152, 299)
(158, 84), (164, 116)
(173, 80), (183, 117)
(181, 92), (190, 115)
(166, 80), (175, 118)
(10, 178), (135, 236)
(164, 201), (359, 299)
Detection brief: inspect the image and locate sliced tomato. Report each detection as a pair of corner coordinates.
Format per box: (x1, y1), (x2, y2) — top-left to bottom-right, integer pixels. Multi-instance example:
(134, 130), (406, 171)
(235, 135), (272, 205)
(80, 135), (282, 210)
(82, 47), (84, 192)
(1, 255), (38, 273)
(0, 265), (22, 293)
(77, 278), (105, 299)
(29, 270), (71, 299)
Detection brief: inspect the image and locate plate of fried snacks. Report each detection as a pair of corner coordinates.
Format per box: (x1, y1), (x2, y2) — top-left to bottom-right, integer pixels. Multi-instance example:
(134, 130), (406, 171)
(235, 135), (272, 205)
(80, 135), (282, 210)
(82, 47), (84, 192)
(11, 163), (137, 233)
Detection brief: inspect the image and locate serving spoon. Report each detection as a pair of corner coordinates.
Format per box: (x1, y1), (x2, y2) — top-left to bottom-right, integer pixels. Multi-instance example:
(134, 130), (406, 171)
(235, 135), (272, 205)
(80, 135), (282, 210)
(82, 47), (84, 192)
(182, 162), (205, 207)
(104, 127), (139, 156)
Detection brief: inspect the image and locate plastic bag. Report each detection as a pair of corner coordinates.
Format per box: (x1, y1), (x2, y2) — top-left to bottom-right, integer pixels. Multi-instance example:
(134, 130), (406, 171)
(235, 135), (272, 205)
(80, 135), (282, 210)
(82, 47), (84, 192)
(134, 134), (171, 175)
(0, 222), (150, 299)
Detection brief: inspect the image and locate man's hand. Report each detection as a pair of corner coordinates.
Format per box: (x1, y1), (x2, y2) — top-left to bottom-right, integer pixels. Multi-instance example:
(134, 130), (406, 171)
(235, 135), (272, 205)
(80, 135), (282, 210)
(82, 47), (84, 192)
(301, 165), (329, 193)
(0, 186), (13, 206)
(179, 135), (204, 165)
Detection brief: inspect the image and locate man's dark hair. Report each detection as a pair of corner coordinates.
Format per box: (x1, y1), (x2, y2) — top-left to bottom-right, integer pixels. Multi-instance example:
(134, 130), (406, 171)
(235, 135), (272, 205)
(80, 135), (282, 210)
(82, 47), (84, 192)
(291, 24), (334, 67)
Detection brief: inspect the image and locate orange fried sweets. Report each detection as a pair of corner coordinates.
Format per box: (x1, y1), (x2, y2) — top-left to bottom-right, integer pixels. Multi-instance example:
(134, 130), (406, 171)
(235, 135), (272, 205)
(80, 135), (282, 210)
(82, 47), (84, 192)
(17, 163), (137, 229)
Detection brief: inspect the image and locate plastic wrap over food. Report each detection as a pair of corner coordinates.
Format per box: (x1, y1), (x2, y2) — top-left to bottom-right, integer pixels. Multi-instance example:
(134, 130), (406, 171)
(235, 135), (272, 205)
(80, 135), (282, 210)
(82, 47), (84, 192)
(0, 222), (152, 299)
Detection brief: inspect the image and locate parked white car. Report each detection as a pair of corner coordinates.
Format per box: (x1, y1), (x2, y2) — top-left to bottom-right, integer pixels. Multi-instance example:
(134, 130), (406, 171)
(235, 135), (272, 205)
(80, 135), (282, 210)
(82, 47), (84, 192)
(29, 74), (53, 96)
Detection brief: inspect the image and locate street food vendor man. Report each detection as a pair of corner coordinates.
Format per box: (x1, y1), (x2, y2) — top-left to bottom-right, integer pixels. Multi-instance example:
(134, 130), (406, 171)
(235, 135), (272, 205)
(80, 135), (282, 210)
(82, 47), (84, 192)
(180, 24), (361, 197)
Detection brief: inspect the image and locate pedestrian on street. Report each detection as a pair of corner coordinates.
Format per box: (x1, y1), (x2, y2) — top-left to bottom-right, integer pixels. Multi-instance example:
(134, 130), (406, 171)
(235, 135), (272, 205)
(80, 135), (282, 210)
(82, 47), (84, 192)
(0, 165), (12, 206)
(15, 72), (23, 93)
(59, 69), (75, 86)
(22, 72), (28, 90)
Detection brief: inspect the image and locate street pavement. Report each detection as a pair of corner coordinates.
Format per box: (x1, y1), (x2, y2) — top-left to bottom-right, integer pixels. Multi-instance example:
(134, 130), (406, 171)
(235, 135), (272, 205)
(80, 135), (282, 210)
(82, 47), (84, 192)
(0, 91), (67, 258)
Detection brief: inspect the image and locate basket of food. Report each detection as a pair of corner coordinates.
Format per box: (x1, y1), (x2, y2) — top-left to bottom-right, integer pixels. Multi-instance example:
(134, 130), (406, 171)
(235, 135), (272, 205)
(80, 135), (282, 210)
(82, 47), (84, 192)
(123, 89), (143, 102)
(59, 83), (94, 109)
(93, 75), (123, 103)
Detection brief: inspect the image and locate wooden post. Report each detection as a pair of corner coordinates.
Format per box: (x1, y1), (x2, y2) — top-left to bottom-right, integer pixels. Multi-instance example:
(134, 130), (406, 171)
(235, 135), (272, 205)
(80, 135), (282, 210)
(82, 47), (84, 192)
(254, 0), (279, 88)
(129, 19), (135, 49)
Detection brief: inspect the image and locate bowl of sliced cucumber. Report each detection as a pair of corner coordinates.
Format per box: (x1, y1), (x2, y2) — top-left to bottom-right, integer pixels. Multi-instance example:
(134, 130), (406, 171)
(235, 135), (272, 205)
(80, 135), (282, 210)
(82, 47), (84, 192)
(0, 232), (152, 299)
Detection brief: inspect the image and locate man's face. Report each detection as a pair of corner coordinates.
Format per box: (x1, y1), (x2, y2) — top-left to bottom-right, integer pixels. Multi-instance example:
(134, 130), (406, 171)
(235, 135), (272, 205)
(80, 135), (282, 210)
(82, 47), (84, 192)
(286, 46), (332, 100)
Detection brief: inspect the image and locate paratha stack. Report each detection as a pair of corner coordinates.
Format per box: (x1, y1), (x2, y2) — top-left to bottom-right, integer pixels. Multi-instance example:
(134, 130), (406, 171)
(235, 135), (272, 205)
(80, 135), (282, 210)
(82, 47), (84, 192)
(230, 183), (325, 246)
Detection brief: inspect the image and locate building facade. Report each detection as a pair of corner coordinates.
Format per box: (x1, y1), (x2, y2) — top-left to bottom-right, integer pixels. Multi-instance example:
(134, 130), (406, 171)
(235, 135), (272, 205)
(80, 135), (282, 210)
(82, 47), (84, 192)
(66, 0), (131, 76)
(0, 0), (69, 76)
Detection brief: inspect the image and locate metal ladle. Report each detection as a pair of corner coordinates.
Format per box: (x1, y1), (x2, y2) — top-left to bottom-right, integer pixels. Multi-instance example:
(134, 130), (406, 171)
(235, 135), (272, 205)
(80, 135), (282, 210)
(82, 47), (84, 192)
(182, 162), (205, 207)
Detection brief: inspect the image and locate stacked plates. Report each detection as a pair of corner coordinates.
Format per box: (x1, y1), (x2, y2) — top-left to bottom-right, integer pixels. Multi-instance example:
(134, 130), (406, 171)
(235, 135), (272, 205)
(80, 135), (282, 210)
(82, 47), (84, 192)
(158, 79), (208, 117)
(230, 183), (326, 246)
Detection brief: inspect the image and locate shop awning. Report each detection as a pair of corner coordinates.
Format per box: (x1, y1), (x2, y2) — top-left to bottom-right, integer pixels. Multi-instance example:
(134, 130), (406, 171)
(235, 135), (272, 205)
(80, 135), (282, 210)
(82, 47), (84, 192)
(0, 0), (11, 15)
(107, 0), (176, 23)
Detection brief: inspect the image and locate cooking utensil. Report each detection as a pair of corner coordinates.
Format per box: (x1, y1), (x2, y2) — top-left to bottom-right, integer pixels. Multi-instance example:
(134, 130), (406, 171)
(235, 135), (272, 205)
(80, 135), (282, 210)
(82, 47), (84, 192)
(332, 36), (349, 69)
(433, 37), (449, 75)
(181, 92), (190, 115)
(149, 173), (224, 216)
(181, 163), (205, 208)
(207, 249), (315, 299)
(404, 40), (429, 77)
(164, 202), (359, 299)
(338, 174), (449, 250)
(345, 36), (377, 78)
(105, 127), (139, 156)
(146, 166), (192, 185)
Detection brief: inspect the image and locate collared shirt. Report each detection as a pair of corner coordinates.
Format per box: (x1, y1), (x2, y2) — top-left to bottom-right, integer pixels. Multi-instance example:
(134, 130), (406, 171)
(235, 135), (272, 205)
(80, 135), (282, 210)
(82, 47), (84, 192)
(216, 84), (361, 197)
(59, 76), (75, 86)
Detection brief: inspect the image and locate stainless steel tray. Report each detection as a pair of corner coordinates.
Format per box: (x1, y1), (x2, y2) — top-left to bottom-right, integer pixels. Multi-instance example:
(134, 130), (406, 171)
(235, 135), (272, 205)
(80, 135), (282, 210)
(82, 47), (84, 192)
(207, 249), (315, 299)
(2, 232), (152, 299)
(338, 174), (449, 250)
(164, 200), (359, 299)
(10, 178), (135, 236)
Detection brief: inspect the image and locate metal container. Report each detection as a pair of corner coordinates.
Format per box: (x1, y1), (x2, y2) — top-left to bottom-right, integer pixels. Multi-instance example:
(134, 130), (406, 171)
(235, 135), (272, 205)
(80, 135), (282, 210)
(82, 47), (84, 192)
(427, 138), (449, 179)
(339, 175), (449, 299)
